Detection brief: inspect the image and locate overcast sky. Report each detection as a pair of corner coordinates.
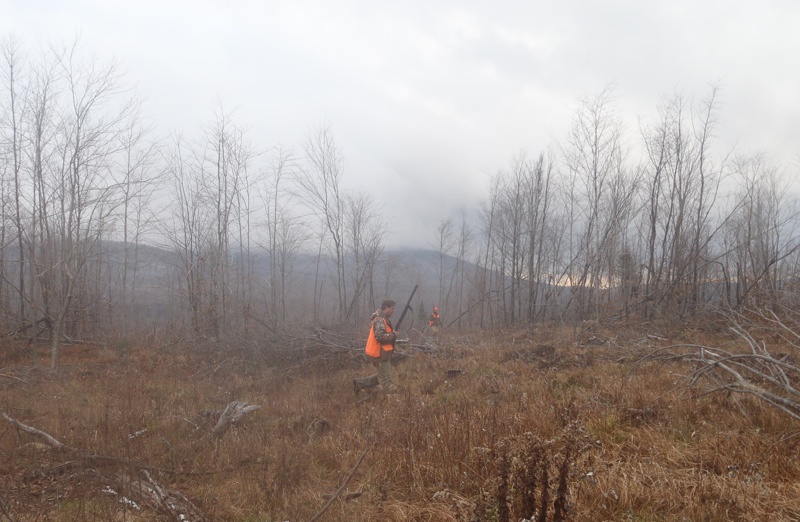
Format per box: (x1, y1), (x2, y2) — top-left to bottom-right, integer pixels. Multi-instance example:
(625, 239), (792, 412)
(2, 0), (799, 248)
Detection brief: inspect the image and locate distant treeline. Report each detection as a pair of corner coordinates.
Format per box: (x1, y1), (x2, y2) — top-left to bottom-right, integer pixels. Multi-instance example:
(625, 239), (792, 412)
(1, 38), (799, 365)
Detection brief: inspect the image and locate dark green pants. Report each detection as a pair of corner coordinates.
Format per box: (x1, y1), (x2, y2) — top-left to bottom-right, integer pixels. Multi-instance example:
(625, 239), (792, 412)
(354, 347), (392, 390)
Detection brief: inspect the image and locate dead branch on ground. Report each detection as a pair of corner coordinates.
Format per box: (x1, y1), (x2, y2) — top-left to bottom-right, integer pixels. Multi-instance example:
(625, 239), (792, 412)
(105, 469), (205, 521)
(630, 308), (800, 422)
(309, 442), (372, 522)
(3, 413), (66, 450)
(0, 496), (15, 522)
(2, 412), (209, 521)
(210, 400), (261, 437)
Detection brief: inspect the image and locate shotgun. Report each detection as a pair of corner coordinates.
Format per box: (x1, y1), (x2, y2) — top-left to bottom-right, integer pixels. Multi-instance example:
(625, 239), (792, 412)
(393, 284), (418, 331)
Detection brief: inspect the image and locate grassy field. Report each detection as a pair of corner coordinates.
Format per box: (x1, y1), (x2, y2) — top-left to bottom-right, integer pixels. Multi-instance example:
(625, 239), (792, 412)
(2, 321), (800, 521)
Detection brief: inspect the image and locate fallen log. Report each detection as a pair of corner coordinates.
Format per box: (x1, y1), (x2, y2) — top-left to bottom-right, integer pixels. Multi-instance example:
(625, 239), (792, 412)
(3, 412), (66, 450)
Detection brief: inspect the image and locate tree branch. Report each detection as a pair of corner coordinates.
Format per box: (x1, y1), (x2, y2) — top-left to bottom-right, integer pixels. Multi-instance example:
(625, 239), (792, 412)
(308, 442), (372, 522)
(3, 413), (66, 450)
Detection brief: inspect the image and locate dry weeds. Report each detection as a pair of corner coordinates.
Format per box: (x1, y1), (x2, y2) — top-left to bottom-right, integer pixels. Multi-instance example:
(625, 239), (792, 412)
(2, 321), (800, 521)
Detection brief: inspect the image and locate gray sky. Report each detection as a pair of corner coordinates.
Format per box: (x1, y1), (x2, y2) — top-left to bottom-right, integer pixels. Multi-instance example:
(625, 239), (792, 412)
(3, 0), (800, 248)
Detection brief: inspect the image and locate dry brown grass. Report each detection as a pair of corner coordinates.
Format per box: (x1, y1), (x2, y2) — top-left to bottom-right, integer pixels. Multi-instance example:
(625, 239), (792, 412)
(2, 321), (800, 521)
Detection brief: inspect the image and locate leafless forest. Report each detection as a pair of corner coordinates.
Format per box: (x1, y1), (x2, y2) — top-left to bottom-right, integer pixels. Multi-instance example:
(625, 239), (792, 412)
(4, 37), (800, 521)
(2, 38), (799, 362)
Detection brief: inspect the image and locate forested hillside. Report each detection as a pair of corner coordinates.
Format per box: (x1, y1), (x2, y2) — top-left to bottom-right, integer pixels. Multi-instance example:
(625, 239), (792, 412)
(2, 39), (799, 369)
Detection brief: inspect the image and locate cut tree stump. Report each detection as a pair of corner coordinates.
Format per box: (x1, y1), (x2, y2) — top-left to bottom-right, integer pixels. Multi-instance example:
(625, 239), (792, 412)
(210, 401), (261, 437)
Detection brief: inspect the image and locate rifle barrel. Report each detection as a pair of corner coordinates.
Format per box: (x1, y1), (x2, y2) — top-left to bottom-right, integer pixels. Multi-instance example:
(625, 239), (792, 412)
(394, 284), (418, 331)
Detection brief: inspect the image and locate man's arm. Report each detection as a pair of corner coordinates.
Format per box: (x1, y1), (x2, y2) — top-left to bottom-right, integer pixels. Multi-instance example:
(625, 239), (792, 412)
(373, 317), (396, 344)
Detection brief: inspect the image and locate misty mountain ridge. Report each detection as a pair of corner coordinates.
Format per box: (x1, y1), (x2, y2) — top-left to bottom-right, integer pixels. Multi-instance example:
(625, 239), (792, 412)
(97, 240), (469, 327)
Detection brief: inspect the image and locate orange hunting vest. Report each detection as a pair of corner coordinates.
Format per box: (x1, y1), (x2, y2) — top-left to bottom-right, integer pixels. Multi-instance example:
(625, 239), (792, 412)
(365, 318), (393, 358)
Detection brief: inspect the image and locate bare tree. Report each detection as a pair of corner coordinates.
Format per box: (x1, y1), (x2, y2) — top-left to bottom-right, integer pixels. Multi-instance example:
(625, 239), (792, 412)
(343, 191), (385, 323)
(227, 125), (258, 334)
(295, 123), (347, 322)
(160, 104), (258, 338)
(161, 133), (215, 335)
(562, 86), (629, 320)
(46, 40), (136, 366)
(112, 106), (160, 336)
(475, 150), (565, 326)
(271, 207), (306, 322)
(259, 146), (307, 324)
(722, 154), (800, 307)
(638, 87), (730, 318)
(24, 50), (59, 344)
(199, 104), (247, 337)
(1, 36), (27, 330)
(451, 210), (472, 328)
(500, 153), (529, 323)
(526, 152), (555, 323)
(476, 175), (504, 328)
(434, 217), (455, 321)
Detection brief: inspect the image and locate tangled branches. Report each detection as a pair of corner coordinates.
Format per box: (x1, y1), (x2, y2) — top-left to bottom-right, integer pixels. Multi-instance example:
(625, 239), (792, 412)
(632, 307), (800, 421)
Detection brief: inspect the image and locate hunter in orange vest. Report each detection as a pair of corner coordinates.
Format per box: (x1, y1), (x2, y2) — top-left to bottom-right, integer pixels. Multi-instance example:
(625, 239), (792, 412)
(353, 298), (397, 394)
(429, 306), (441, 332)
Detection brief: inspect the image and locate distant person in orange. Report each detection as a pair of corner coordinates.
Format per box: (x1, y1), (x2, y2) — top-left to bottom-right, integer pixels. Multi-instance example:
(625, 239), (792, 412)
(429, 306), (441, 333)
(353, 299), (397, 394)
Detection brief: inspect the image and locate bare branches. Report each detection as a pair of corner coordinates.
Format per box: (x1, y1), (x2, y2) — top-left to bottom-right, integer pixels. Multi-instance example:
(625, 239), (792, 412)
(633, 309), (800, 422)
(112, 469), (206, 521)
(309, 443), (372, 522)
(0, 495), (15, 522)
(2, 412), (66, 450)
(2, 400), (258, 520)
